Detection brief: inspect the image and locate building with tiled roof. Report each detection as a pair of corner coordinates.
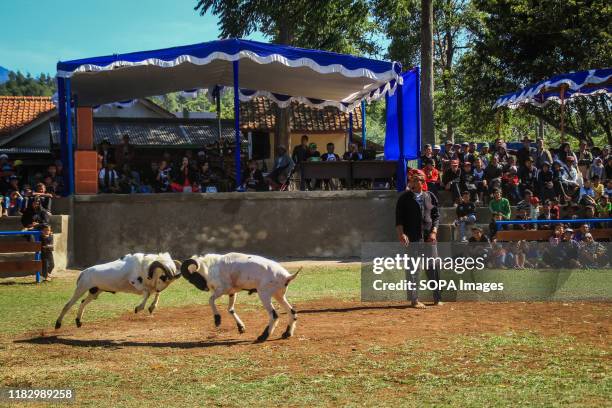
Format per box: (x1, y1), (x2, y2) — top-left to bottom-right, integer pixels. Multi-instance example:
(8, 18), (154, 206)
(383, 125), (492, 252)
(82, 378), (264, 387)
(0, 96), (56, 136)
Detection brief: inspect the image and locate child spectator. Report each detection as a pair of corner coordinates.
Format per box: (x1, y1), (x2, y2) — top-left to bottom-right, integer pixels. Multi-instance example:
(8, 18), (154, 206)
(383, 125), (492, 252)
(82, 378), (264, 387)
(156, 160), (171, 192)
(455, 190), (476, 242)
(7, 190), (24, 216)
(588, 157), (605, 180)
(489, 188), (511, 220)
(591, 175), (604, 201)
(489, 211), (505, 240)
(596, 195), (610, 219)
(579, 179), (595, 202)
(472, 158), (487, 204)
(21, 198), (50, 230)
(605, 179), (612, 198)
(537, 200), (553, 229)
(536, 161), (556, 201)
(422, 158), (440, 198)
(40, 224), (55, 282)
(502, 168), (520, 203)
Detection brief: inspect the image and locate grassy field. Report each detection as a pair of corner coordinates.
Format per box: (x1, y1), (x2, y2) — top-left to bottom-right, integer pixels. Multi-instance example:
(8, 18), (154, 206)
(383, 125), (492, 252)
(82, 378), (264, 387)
(0, 265), (610, 407)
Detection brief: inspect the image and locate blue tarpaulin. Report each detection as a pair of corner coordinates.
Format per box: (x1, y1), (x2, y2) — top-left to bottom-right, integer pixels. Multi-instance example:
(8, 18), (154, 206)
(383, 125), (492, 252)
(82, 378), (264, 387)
(385, 68), (421, 191)
(494, 68), (612, 108)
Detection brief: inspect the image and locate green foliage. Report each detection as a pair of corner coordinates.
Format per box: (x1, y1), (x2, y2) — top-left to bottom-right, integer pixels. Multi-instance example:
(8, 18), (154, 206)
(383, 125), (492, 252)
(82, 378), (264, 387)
(194, 0), (380, 55)
(459, 0), (612, 144)
(152, 89), (235, 118)
(0, 71), (56, 96)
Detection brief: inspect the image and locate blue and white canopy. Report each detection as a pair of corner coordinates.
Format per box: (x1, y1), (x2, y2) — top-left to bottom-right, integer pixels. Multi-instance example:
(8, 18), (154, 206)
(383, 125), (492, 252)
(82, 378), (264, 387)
(57, 38), (402, 112)
(494, 68), (612, 109)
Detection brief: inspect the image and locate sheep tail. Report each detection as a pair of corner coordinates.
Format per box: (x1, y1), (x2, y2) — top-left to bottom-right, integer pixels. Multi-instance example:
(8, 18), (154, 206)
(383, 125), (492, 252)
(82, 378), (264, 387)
(285, 267), (302, 286)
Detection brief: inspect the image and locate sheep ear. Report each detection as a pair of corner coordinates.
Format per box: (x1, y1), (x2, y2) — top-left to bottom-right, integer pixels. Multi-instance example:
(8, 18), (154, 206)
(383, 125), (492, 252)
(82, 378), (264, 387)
(173, 260), (182, 270)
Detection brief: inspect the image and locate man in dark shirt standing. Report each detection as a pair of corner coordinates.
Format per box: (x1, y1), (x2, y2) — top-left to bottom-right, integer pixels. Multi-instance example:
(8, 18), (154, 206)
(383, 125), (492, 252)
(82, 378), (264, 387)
(395, 171), (442, 308)
(292, 135), (310, 190)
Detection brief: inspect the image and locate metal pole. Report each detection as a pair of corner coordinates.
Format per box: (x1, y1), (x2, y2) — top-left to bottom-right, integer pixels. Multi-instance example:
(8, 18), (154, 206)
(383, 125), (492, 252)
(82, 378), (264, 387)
(232, 61), (242, 188)
(560, 85), (567, 144)
(349, 112), (353, 145)
(65, 79), (75, 195)
(361, 100), (366, 151)
(396, 81), (406, 192)
(56, 77), (70, 196)
(216, 86), (222, 143)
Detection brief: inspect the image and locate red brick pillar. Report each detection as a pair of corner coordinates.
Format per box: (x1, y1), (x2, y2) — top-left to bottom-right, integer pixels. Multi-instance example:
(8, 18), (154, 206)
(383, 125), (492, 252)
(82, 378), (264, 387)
(74, 107), (98, 194)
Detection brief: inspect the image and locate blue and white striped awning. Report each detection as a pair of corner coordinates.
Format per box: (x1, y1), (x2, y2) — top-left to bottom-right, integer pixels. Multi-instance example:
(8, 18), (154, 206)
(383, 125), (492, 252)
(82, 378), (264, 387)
(56, 38), (402, 112)
(494, 68), (612, 109)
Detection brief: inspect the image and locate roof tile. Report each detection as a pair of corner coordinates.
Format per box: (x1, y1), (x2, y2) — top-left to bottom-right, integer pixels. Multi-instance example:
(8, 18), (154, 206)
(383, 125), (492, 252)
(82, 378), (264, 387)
(0, 96), (55, 137)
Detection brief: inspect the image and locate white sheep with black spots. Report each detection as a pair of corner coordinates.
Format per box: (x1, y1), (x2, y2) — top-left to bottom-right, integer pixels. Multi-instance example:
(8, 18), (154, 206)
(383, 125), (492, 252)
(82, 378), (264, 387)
(55, 253), (181, 329)
(180, 252), (300, 342)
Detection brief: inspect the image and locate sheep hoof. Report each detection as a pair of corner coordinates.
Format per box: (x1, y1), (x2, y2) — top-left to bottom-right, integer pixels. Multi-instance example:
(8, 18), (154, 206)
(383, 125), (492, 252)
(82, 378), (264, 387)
(54, 321), (61, 330)
(148, 306), (155, 314)
(214, 314), (221, 327)
(237, 324), (246, 334)
(281, 327), (292, 339)
(134, 306), (142, 314)
(75, 318), (82, 328)
(255, 327), (270, 343)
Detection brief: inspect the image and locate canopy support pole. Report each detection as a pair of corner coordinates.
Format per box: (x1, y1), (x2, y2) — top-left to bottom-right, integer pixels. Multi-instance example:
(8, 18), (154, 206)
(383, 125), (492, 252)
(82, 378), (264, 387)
(348, 112), (353, 145)
(216, 86), (222, 143)
(65, 79), (75, 196)
(560, 85), (567, 144)
(361, 100), (367, 151)
(233, 61), (242, 188)
(396, 82), (406, 192)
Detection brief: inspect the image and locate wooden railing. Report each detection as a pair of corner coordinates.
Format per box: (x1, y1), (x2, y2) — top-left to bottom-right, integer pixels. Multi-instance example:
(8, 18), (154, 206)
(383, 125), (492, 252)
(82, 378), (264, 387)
(0, 231), (42, 282)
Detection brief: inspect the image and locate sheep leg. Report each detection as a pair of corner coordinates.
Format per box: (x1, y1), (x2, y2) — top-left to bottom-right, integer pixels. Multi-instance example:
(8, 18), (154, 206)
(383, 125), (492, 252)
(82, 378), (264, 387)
(55, 284), (89, 329)
(256, 291), (278, 342)
(75, 291), (99, 328)
(134, 291), (150, 313)
(209, 290), (223, 327)
(148, 292), (160, 314)
(228, 293), (245, 333)
(274, 290), (297, 339)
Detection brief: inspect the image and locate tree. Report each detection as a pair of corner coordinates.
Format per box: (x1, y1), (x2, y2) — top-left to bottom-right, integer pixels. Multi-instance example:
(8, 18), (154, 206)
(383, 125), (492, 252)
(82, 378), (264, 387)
(374, 0), (476, 143)
(194, 0), (379, 151)
(0, 71), (56, 96)
(460, 0), (612, 145)
(420, 0), (435, 146)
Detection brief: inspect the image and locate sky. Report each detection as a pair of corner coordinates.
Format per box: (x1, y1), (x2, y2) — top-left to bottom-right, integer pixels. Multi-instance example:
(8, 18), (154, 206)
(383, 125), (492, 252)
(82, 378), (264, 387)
(0, 0), (266, 75)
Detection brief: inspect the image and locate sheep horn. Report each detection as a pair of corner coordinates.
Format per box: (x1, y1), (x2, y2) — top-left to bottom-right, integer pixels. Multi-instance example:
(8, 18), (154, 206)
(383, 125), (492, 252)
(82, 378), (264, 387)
(148, 261), (171, 280)
(180, 259), (199, 277)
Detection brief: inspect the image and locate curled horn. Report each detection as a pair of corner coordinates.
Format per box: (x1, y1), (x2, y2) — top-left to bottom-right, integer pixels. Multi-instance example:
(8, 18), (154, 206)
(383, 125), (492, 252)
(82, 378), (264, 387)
(180, 258), (208, 291)
(148, 261), (172, 280)
(180, 259), (199, 277)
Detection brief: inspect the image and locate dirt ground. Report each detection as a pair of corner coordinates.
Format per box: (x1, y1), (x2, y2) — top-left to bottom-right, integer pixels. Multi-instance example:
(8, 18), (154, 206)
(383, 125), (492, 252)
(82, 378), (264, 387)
(17, 300), (611, 358)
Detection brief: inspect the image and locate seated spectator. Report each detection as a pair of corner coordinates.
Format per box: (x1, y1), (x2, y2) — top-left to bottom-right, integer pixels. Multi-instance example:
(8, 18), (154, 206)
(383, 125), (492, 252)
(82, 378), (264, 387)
(596, 195), (610, 219)
(242, 160), (265, 192)
(440, 140), (455, 171)
(517, 189), (538, 222)
(6, 190), (24, 216)
(343, 143), (362, 161)
(460, 160), (478, 202)
(537, 200), (554, 230)
(156, 160), (171, 192)
(46, 163), (64, 196)
(479, 145), (490, 167)
(561, 156), (581, 200)
(468, 226), (490, 244)
(98, 161), (120, 193)
(21, 197), (50, 230)
(579, 179), (595, 202)
(420, 144), (440, 169)
(472, 158), (487, 204)
(573, 224), (590, 242)
(501, 168), (520, 203)
(171, 157), (198, 192)
(549, 197), (561, 219)
(140, 161), (159, 193)
(33, 182), (53, 211)
(422, 158), (440, 198)
(455, 190), (476, 242)
(442, 159), (462, 204)
(266, 146), (295, 190)
(606, 179), (612, 198)
(579, 233), (607, 268)
(588, 157), (605, 180)
(513, 207), (530, 231)
(118, 164), (141, 194)
(199, 162), (218, 192)
(591, 175), (604, 201)
(489, 188), (511, 220)
(321, 143), (340, 161)
(307, 143), (321, 162)
(517, 157), (538, 196)
(536, 161), (556, 202)
(483, 155), (502, 193)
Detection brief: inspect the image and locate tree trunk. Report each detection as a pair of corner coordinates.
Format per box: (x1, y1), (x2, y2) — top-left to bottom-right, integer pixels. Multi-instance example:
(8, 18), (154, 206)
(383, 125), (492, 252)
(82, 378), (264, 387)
(443, 0), (454, 143)
(273, 21), (293, 156)
(420, 0), (435, 147)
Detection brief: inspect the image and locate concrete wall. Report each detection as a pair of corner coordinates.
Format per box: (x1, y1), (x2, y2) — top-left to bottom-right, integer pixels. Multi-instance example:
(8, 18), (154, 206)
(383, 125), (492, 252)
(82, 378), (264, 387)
(71, 191), (399, 267)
